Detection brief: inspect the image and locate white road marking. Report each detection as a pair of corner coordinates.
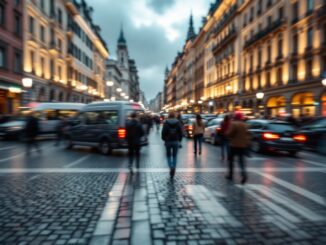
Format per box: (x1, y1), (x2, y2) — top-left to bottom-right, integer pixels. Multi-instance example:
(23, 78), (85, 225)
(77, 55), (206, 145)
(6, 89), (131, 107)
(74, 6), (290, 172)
(301, 159), (325, 168)
(91, 173), (127, 244)
(0, 145), (53, 163)
(186, 185), (242, 227)
(0, 167), (326, 174)
(0, 146), (16, 151)
(243, 188), (300, 223)
(253, 172), (326, 207)
(64, 155), (91, 168)
(246, 185), (324, 222)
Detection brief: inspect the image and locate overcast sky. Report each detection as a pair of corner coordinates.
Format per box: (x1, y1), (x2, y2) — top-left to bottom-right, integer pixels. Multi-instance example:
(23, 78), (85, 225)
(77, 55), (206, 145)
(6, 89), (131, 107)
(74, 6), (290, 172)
(89, 0), (213, 101)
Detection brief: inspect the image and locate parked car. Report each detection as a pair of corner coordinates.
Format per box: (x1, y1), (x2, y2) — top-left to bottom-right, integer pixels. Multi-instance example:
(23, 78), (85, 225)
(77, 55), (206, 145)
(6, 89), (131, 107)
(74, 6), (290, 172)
(180, 114), (195, 124)
(64, 101), (148, 155)
(203, 118), (223, 145)
(246, 119), (306, 156)
(201, 114), (217, 121)
(183, 118), (207, 138)
(300, 117), (326, 155)
(0, 103), (84, 140)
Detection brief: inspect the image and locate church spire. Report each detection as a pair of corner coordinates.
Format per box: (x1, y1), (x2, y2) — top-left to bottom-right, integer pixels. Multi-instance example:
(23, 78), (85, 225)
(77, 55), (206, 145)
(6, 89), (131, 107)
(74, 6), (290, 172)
(186, 13), (196, 41)
(118, 25), (126, 45)
(165, 65), (170, 79)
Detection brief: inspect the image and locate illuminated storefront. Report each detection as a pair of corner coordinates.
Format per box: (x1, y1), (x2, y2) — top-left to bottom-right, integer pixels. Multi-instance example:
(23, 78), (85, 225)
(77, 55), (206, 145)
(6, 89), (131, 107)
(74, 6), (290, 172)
(291, 92), (315, 117)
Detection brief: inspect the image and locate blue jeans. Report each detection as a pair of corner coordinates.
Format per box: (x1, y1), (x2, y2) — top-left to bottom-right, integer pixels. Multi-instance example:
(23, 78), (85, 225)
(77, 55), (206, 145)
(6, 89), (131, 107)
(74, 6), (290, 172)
(165, 141), (179, 169)
(194, 134), (203, 153)
(220, 137), (230, 159)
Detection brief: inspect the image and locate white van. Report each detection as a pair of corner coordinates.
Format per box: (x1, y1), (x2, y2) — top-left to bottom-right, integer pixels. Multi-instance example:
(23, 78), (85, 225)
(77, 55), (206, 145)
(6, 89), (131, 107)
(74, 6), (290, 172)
(0, 102), (85, 139)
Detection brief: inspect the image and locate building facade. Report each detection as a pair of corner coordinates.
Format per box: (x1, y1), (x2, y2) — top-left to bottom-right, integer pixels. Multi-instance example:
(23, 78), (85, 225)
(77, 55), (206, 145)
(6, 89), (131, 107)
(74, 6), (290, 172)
(164, 0), (326, 118)
(23, 0), (108, 104)
(0, 0), (24, 114)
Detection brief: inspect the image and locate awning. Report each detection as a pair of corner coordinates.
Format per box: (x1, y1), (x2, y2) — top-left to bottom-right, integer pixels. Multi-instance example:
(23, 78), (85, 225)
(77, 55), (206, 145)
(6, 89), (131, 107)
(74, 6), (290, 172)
(0, 81), (24, 93)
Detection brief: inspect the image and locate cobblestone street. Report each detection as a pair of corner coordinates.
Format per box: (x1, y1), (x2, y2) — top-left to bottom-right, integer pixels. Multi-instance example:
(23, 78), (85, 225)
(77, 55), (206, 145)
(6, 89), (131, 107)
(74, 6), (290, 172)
(0, 131), (326, 245)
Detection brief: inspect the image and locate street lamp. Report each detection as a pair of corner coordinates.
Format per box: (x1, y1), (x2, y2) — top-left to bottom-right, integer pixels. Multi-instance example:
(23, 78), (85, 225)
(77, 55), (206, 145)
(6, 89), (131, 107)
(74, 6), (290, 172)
(106, 81), (114, 87)
(22, 78), (33, 88)
(256, 92), (264, 100)
(256, 92), (265, 116)
(322, 78), (326, 86)
(22, 78), (33, 104)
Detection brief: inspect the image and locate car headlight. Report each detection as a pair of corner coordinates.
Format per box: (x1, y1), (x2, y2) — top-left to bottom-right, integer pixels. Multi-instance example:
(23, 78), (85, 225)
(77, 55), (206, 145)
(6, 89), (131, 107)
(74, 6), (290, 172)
(6, 126), (22, 131)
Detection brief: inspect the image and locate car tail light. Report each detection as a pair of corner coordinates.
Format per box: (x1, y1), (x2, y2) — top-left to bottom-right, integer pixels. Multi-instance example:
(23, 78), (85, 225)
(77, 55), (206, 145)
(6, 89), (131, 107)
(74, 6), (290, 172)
(293, 135), (306, 142)
(262, 132), (280, 140)
(216, 127), (221, 133)
(118, 128), (126, 139)
(188, 125), (193, 131)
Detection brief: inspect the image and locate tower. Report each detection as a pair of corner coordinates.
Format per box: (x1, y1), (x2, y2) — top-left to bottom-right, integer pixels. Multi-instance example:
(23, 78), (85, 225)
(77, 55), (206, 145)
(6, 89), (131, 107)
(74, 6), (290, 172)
(186, 13), (196, 42)
(117, 26), (129, 69)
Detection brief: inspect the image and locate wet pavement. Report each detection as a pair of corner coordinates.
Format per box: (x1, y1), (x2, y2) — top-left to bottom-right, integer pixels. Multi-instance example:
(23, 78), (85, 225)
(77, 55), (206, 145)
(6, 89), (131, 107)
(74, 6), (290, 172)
(0, 129), (326, 245)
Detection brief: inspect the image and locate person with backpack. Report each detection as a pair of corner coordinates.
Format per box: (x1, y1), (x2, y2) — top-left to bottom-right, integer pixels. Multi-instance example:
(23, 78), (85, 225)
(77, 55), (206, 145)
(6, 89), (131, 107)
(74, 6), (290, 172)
(193, 114), (205, 155)
(126, 112), (145, 173)
(161, 112), (183, 178)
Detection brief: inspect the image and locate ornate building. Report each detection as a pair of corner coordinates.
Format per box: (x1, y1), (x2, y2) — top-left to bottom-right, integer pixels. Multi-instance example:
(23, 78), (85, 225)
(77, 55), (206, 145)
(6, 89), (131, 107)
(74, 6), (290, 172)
(164, 0), (326, 117)
(0, 0), (24, 113)
(23, 0), (108, 103)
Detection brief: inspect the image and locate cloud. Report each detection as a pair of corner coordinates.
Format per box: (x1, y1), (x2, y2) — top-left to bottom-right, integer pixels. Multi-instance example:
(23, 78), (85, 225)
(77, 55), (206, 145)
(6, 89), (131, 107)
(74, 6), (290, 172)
(89, 0), (212, 100)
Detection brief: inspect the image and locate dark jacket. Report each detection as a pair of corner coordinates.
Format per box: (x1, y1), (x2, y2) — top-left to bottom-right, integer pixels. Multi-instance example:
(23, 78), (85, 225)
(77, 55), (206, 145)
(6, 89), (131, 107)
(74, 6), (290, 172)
(161, 119), (183, 142)
(126, 119), (145, 146)
(25, 116), (40, 138)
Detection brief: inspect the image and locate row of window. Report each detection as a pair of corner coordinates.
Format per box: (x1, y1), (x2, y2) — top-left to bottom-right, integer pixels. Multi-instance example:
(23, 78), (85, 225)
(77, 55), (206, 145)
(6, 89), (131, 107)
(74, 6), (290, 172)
(243, 0), (314, 27)
(29, 50), (63, 80)
(0, 43), (22, 73)
(68, 67), (97, 90)
(68, 43), (93, 69)
(69, 17), (93, 51)
(0, 2), (22, 37)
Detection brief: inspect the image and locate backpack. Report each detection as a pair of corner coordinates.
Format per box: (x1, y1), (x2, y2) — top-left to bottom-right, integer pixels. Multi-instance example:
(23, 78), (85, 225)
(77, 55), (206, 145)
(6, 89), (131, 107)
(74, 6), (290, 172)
(165, 122), (180, 141)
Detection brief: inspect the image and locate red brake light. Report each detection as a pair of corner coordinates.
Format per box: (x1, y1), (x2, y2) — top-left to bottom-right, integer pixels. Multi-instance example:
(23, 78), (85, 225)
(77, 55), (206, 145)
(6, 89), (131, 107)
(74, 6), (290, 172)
(263, 132), (280, 140)
(188, 125), (193, 131)
(293, 135), (306, 142)
(118, 128), (126, 139)
(216, 127), (221, 132)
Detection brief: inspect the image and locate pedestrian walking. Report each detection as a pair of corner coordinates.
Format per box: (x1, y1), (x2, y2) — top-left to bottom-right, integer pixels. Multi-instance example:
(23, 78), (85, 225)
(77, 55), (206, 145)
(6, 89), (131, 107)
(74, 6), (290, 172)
(126, 112), (145, 173)
(193, 114), (205, 155)
(25, 112), (41, 155)
(154, 115), (161, 132)
(55, 116), (68, 146)
(177, 113), (184, 148)
(162, 112), (183, 178)
(225, 112), (250, 184)
(220, 115), (231, 160)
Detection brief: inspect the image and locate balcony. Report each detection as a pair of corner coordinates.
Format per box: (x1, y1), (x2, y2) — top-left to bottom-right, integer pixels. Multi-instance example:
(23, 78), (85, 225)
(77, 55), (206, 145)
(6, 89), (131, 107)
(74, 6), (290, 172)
(213, 5), (238, 36)
(318, 5), (326, 18)
(49, 41), (58, 55)
(244, 19), (286, 49)
(212, 29), (237, 55)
